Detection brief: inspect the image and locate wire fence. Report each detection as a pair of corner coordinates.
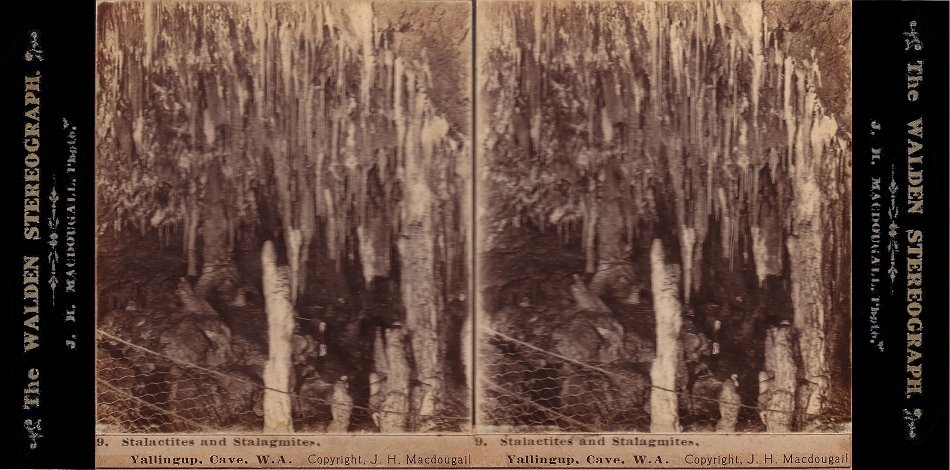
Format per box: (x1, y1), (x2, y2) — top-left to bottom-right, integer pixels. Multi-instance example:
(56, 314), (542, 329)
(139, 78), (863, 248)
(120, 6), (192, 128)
(97, 325), (847, 434)
(97, 329), (468, 433)
(98, 330), (266, 432)
(479, 326), (850, 432)
(479, 327), (651, 432)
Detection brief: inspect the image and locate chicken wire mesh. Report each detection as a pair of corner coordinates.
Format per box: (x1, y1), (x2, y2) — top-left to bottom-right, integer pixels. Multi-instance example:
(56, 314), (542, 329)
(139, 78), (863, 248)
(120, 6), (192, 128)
(479, 327), (651, 432)
(96, 329), (469, 433)
(479, 326), (853, 433)
(97, 326), (843, 434)
(97, 330), (267, 432)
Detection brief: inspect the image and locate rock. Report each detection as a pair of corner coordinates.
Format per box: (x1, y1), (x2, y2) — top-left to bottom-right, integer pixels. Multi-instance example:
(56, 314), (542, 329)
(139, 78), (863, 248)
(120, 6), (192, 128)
(231, 334), (267, 374)
(682, 374), (724, 430)
(551, 308), (627, 364)
(569, 274), (611, 314)
(560, 364), (649, 431)
(293, 375), (334, 432)
(159, 319), (212, 366)
(197, 316), (233, 367)
(195, 262), (247, 310)
(588, 260), (640, 305)
(177, 277), (218, 317)
(218, 368), (265, 423)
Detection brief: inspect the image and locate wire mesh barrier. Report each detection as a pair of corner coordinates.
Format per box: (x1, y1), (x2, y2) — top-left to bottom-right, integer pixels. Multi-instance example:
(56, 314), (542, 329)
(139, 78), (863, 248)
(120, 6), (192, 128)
(479, 326), (851, 433)
(97, 325), (843, 433)
(97, 330), (469, 433)
(480, 327), (651, 432)
(98, 330), (267, 432)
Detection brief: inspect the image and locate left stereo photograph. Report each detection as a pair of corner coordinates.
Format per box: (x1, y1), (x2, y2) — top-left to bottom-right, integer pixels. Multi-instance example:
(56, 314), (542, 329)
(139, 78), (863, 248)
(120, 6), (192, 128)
(95, 0), (473, 434)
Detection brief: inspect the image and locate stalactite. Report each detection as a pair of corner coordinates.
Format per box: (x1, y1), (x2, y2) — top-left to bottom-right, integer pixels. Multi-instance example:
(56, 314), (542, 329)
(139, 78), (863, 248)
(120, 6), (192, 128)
(357, 166), (391, 286)
(679, 226), (696, 303)
(295, 178), (316, 299)
(583, 194), (598, 274)
(288, 228), (302, 304)
(98, 0), (849, 428)
(184, 193), (200, 278)
(751, 219), (783, 286)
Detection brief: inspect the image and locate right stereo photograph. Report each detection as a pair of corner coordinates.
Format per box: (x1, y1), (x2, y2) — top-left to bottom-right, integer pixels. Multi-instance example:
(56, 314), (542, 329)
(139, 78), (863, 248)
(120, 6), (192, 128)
(475, 0), (851, 433)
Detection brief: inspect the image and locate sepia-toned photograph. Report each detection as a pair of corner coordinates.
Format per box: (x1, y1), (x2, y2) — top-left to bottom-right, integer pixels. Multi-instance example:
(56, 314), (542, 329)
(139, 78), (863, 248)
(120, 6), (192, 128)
(95, 0), (472, 433)
(476, 0), (851, 433)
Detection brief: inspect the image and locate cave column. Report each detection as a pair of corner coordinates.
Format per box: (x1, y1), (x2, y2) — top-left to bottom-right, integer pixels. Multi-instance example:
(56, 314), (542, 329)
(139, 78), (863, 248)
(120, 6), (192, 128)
(786, 68), (836, 423)
(395, 67), (447, 431)
(398, 194), (444, 431)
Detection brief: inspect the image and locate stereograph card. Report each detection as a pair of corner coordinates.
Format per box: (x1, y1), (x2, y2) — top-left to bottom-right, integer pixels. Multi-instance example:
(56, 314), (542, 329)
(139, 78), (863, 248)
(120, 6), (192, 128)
(0, 0), (946, 469)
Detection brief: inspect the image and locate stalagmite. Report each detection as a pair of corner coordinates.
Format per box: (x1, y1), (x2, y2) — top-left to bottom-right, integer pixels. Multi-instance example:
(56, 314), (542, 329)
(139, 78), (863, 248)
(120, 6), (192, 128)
(369, 333), (385, 430)
(788, 208), (829, 420)
(758, 323), (797, 431)
(98, 0), (851, 431)
(649, 239), (682, 432)
(716, 374), (741, 432)
(371, 327), (410, 432)
(261, 241), (295, 433)
(327, 376), (353, 433)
